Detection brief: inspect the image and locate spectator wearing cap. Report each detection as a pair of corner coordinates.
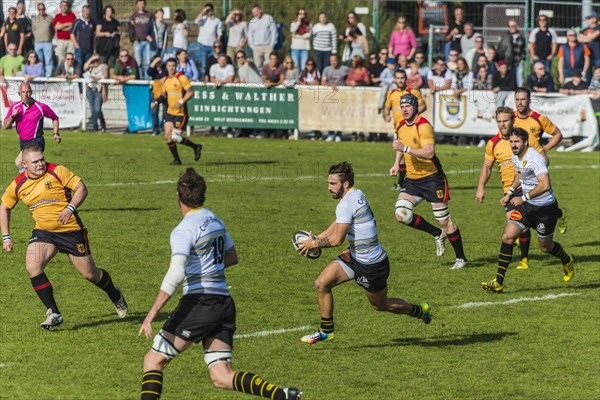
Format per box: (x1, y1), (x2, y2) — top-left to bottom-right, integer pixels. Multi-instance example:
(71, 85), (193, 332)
(528, 15), (558, 73)
(195, 3), (223, 79)
(247, 4), (277, 68)
(427, 57), (452, 93)
(558, 29), (590, 85)
(210, 53), (235, 87)
(559, 70), (589, 94)
(578, 11), (600, 81)
(204, 41), (232, 82)
(527, 60), (555, 93)
(176, 49), (199, 81)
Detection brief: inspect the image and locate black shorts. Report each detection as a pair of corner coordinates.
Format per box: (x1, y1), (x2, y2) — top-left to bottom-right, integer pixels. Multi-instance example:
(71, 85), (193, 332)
(162, 294), (236, 347)
(336, 250), (390, 293)
(402, 172), (450, 203)
(504, 187), (524, 212)
(20, 136), (46, 151)
(164, 113), (188, 130)
(29, 228), (91, 256)
(509, 200), (561, 239)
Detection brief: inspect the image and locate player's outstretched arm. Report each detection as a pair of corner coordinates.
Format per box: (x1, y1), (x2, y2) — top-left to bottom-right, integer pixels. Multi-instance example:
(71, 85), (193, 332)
(1, 203), (13, 253)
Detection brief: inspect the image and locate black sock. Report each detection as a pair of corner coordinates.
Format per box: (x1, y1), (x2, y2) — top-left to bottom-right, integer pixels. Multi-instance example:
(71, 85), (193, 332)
(320, 316), (334, 334)
(167, 142), (180, 161)
(233, 371), (285, 400)
(496, 242), (513, 285)
(550, 242), (571, 264)
(31, 273), (59, 314)
(409, 304), (423, 318)
(447, 228), (466, 260)
(180, 137), (197, 148)
(519, 230), (531, 259)
(408, 214), (443, 237)
(94, 269), (121, 302)
(398, 165), (406, 187)
(141, 370), (163, 400)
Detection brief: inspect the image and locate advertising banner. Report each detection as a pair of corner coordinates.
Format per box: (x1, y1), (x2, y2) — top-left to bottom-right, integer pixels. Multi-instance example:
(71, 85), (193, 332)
(123, 84), (153, 132)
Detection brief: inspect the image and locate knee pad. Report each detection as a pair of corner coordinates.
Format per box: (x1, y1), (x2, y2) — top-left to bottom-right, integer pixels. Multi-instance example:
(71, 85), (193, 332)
(432, 206), (450, 221)
(171, 129), (183, 143)
(204, 349), (233, 368)
(151, 332), (180, 360)
(395, 198), (414, 224)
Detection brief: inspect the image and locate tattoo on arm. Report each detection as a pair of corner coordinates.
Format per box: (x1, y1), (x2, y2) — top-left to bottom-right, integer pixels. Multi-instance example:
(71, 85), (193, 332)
(317, 237), (331, 248)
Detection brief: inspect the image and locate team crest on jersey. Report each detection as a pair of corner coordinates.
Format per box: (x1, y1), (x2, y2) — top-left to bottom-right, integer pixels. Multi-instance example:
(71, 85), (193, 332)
(76, 243), (86, 253)
(510, 210), (523, 221)
(44, 181), (52, 189)
(439, 95), (466, 129)
(522, 160), (528, 167)
(436, 190), (444, 199)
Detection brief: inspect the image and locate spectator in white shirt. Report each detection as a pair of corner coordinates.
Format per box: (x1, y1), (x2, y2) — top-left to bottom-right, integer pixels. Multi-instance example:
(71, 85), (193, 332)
(427, 57), (452, 92)
(290, 9), (311, 71)
(210, 53), (234, 87)
(225, 9), (248, 61)
(247, 5), (277, 68)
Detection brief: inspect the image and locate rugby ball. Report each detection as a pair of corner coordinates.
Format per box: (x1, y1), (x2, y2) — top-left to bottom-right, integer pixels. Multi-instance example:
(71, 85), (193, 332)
(292, 230), (322, 259)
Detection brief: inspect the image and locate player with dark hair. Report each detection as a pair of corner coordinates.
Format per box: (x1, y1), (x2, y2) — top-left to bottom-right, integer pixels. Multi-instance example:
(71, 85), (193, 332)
(152, 57), (202, 165)
(482, 128), (574, 292)
(392, 93), (467, 269)
(513, 87), (567, 233)
(295, 161), (431, 345)
(384, 69), (426, 191)
(476, 107), (547, 270)
(3, 81), (61, 171)
(0, 146), (128, 329)
(139, 168), (302, 400)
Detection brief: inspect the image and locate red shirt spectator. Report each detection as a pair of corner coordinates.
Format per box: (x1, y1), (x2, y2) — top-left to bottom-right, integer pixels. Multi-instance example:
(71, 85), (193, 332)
(52, 6), (75, 40)
(346, 55), (370, 86)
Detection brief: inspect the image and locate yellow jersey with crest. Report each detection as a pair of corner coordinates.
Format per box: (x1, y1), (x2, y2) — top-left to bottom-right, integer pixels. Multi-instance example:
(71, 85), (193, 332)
(396, 115), (442, 179)
(162, 72), (192, 116)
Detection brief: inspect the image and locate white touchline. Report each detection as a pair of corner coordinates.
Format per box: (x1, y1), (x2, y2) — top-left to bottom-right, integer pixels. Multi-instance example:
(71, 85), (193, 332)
(457, 292), (580, 309)
(235, 326), (312, 339)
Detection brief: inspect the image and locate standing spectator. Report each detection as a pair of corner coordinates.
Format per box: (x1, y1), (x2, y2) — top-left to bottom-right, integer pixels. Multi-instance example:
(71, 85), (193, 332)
(460, 22), (480, 58)
(15, 2), (33, 56)
(235, 50), (262, 84)
(4, 7), (24, 56)
(486, 46), (498, 73)
(388, 16), (416, 59)
(492, 60), (516, 92)
(147, 55), (167, 135)
(406, 60), (424, 89)
(282, 55), (300, 86)
(114, 49), (139, 83)
(527, 60), (555, 93)
(95, 5), (120, 69)
(451, 57), (473, 96)
(427, 57), (452, 93)
(346, 55), (370, 87)
(588, 65), (600, 118)
(299, 59), (320, 85)
(497, 20), (525, 86)
(0, 8), (4, 57)
(176, 49), (199, 81)
(367, 52), (384, 87)
(225, 9), (247, 61)
(339, 12), (366, 64)
(261, 52), (284, 87)
(465, 35), (486, 71)
(321, 53), (348, 141)
(473, 65), (493, 90)
(413, 50), (430, 85)
(171, 9), (189, 52)
(247, 5), (276, 68)
(83, 54), (108, 132)
(0, 44), (24, 82)
(195, 3), (223, 79)
(311, 12), (336, 73)
(528, 15), (557, 73)
(210, 54), (235, 87)
(376, 58), (397, 112)
(445, 7), (465, 58)
(349, 26), (368, 61)
(290, 9), (311, 71)
(20, 50), (43, 81)
(559, 70), (589, 94)
(53, 52), (81, 79)
(71, 5), (95, 70)
(151, 8), (168, 58)
(31, 3), (54, 77)
(579, 12), (600, 81)
(204, 42), (232, 82)
(558, 30), (590, 86)
(52, 1), (76, 66)
(129, 0), (154, 80)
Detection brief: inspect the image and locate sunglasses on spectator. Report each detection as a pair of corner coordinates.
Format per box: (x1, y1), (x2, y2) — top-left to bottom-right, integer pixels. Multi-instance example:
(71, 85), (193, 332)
(567, 33), (576, 36)
(306, 63), (314, 66)
(369, 56), (377, 60)
(236, 56), (245, 59)
(437, 62), (446, 66)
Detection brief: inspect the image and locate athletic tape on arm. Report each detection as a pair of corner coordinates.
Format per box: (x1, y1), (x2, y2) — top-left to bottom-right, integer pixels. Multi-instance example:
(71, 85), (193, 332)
(160, 254), (187, 296)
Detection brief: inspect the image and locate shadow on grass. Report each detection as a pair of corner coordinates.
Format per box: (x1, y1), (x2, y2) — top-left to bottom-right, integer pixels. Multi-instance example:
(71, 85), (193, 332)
(202, 161), (278, 166)
(347, 332), (518, 349)
(84, 207), (161, 212)
(66, 312), (169, 331)
(470, 252), (599, 267)
(573, 241), (600, 248)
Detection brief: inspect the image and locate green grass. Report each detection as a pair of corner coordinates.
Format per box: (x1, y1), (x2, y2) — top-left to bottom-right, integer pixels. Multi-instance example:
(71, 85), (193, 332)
(0, 131), (599, 400)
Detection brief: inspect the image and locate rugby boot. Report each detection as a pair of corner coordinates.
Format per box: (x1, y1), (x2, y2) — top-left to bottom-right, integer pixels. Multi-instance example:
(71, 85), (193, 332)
(562, 254), (575, 282)
(516, 257), (529, 270)
(41, 308), (63, 329)
(434, 230), (447, 256)
(420, 303), (432, 324)
(301, 331), (334, 344)
(283, 387), (303, 400)
(481, 278), (503, 293)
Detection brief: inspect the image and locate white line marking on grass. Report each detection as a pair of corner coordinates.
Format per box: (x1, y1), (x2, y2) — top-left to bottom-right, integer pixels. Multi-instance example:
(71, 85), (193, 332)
(457, 292), (580, 309)
(0, 363), (14, 368)
(235, 325), (311, 339)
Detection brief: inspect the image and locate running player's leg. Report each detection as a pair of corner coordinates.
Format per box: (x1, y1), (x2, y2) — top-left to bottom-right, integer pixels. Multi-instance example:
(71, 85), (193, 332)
(482, 221), (522, 292)
(163, 121), (181, 164)
(432, 201), (467, 267)
(395, 192), (442, 235)
(172, 117), (202, 161)
(535, 204), (574, 281)
(26, 241), (60, 314)
(363, 287), (431, 323)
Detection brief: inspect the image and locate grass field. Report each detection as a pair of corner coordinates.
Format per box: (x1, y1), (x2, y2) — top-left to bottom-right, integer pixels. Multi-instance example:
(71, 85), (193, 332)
(0, 131), (599, 400)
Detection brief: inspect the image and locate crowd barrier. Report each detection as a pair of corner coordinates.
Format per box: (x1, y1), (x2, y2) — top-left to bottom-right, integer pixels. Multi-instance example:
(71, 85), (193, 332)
(1, 77), (598, 151)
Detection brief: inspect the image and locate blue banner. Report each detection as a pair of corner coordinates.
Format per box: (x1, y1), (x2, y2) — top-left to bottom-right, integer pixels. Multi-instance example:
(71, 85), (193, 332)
(124, 84), (153, 132)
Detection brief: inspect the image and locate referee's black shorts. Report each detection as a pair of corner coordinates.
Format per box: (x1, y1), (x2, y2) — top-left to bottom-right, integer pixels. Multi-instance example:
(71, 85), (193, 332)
(20, 136), (45, 151)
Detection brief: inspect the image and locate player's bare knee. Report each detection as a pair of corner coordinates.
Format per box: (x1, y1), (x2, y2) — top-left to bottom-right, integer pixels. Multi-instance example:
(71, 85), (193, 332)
(208, 367), (233, 389)
(143, 350), (169, 371)
(315, 277), (331, 293)
(501, 232), (516, 244)
(539, 241), (554, 253)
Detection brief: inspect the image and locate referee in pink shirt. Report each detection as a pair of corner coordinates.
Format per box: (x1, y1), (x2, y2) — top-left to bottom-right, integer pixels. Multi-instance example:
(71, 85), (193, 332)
(3, 82), (61, 171)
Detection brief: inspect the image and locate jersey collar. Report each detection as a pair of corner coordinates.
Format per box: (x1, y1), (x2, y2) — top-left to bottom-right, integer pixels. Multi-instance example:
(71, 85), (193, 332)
(185, 206), (204, 216)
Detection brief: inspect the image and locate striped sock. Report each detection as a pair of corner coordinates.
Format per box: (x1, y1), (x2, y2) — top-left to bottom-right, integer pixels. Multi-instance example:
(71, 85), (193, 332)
(550, 242), (570, 264)
(31, 273), (59, 314)
(408, 214), (443, 237)
(409, 304), (423, 318)
(94, 269), (120, 302)
(141, 370), (163, 400)
(233, 371), (285, 400)
(447, 228), (466, 260)
(320, 316), (334, 334)
(496, 242), (514, 285)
